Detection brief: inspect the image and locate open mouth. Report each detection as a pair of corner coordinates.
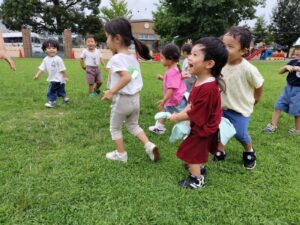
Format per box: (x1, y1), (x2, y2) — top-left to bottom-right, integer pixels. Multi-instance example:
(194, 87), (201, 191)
(188, 63), (193, 68)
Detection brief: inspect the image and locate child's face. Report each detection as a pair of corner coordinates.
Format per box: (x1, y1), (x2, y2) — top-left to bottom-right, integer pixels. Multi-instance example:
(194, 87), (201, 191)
(45, 46), (57, 57)
(106, 33), (118, 54)
(160, 54), (173, 67)
(223, 33), (245, 63)
(181, 51), (189, 58)
(86, 38), (96, 50)
(188, 44), (209, 75)
(294, 47), (300, 59)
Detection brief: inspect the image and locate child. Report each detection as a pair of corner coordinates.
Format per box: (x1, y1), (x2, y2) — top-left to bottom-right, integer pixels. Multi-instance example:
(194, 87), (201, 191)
(181, 43), (196, 92)
(0, 32), (16, 71)
(149, 44), (187, 134)
(168, 37), (228, 189)
(102, 17), (159, 162)
(34, 39), (69, 108)
(263, 45), (300, 135)
(215, 27), (264, 169)
(80, 35), (106, 97)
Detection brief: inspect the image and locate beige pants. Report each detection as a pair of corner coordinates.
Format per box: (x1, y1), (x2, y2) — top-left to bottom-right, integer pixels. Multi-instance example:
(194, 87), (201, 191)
(110, 93), (143, 140)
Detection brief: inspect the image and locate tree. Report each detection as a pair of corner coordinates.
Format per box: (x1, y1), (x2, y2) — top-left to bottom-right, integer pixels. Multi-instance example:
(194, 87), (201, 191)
(252, 16), (273, 45)
(153, 0), (265, 45)
(269, 0), (300, 57)
(100, 0), (132, 23)
(0, 0), (103, 38)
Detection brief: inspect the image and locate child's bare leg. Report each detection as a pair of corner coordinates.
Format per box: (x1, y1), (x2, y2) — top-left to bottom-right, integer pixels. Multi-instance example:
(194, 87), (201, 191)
(88, 84), (94, 93)
(217, 143), (225, 152)
(136, 131), (149, 145)
(189, 164), (201, 177)
(295, 116), (300, 131)
(271, 109), (281, 127)
(114, 138), (125, 153)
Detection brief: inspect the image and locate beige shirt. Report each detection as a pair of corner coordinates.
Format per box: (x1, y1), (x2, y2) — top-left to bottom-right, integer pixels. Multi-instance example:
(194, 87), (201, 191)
(221, 58), (264, 117)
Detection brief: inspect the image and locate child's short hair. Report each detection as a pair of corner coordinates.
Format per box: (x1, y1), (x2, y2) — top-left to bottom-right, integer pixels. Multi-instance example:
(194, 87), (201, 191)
(85, 34), (95, 42)
(161, 44), (180, 62)
(181, 43), (192, 54)
(42, 39), (60, 52)
(225, 26), (252, 50)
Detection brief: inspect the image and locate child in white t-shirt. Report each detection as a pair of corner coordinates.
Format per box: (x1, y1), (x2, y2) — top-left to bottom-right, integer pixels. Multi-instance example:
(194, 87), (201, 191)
(181, 43), (196, 92)
(102, 18), (159, 163)
(34, 39), (69, 108)
(80, 35), (106, 97)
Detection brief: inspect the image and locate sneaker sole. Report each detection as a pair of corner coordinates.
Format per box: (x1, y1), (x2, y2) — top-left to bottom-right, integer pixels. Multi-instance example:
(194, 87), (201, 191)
(244, 161), (256, 170)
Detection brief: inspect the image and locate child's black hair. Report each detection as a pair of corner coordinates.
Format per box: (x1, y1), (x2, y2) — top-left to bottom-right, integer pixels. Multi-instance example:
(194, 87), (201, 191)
(104, 17), (152, 60)
(42, 39), (59, 52)
(225, 26), (252, 50)
(193, 37), (228, 91)
(181, 43), (192, 54)
(85, 34), (96, 42)
(161, 43), (181, 72)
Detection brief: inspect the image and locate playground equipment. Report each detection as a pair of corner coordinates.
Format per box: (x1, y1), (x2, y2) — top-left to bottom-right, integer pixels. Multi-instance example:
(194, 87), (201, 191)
(246, 47), (285, 61)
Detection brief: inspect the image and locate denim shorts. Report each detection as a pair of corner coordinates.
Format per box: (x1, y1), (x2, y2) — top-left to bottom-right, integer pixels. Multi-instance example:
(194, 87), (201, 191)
(164, 96), (187, 114)
(275, 84), (300, 116)
(223, 109), (251, 145)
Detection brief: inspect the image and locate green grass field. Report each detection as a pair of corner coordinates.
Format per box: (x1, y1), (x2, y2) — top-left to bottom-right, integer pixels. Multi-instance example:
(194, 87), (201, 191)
(0, 58), (299, 225)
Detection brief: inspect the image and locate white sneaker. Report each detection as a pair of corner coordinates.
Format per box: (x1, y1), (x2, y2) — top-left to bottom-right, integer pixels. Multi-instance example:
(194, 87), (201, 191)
(148, 124), (166, 134)
(63, 97), (69, 102)
(144, 142), (160, 161)
(106, 150), (128, 162)
(45, 101), (55, 108)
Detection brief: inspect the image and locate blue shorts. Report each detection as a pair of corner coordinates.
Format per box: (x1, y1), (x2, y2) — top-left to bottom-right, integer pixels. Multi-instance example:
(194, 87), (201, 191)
(164, 96), (187, 114)
(223, 109), (251, 145)
(275, 84), (300, 116)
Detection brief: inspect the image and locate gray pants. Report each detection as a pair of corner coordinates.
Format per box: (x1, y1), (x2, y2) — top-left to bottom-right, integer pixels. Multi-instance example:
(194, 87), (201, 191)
(110, 93), (143, 140)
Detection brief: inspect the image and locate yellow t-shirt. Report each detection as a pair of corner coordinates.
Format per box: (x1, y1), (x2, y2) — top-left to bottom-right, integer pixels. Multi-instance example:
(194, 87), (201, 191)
(221, 58), (264, 117)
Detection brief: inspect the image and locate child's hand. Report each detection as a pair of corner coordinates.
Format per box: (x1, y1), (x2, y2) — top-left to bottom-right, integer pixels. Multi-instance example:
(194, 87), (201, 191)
(34, 75), (39, 80)
(156, 99), (165, 111)
(182, 72), (191, 80)
(169, 113), (178, 123)
(64, 77), (68, 82)
(157, 74), (164, 80)
(293, 66), (300, 72)
(285, 65), (294, 72)
(101, 90), (114, 101)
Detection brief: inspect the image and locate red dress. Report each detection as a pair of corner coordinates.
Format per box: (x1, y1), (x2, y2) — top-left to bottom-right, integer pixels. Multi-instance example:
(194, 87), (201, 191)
(176, 81), (222, 164)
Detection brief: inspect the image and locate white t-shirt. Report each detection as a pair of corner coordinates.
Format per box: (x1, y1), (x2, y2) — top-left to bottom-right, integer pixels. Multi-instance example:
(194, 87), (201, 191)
(80, 49), (102, 67)
(39, 55), (66, 83)
(221, 58), (264, 117)
(108, 53), (143, 95)
(182, 58), (189, 74)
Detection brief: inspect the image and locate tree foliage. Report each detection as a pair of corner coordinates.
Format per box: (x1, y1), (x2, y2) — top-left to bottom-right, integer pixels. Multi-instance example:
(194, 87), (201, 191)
(252, 16), (273, 45)
(100, 0), (132, 23)
(153, 0), (265, 45)
(0, 0), (103, 38)
(269, 0), (300, 56)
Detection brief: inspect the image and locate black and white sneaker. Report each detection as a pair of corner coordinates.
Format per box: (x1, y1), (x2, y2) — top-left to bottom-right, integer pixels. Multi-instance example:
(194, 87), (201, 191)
(148, 124), (166, 134)
(213, 151), (227, 161)
(178, 175), (205, 189)
(243, 151), (256, 169)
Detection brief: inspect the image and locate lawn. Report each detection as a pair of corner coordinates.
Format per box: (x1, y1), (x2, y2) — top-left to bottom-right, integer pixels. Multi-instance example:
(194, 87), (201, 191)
(0, 58), (299, 225)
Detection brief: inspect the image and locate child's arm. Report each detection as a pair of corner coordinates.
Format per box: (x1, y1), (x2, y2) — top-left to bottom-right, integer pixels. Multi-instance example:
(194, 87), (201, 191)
(80, 58), (86, 70)
(279, 65), (294, 74)
(61, 70), (68, 82)
(169, 111), (190, 123)
(100, 58), (107, 71)
(254, 85), (263, 105)
(34, 70), (43, 80)
(157, 74), (164, 80)
(157, 88), (174, 111)
(0, 32), (16, 71)
(101, 71), (131, 100)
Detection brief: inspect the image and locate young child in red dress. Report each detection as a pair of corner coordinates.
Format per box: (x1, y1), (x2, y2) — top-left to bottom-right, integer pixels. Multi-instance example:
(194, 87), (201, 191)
(169, 37), (228, 189)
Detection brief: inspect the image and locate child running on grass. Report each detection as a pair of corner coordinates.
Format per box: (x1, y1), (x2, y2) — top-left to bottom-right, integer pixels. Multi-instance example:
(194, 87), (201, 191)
(101, 18), (159, 163)
(216, 27), (264, 169)
(80, 35), (106, 97)
(168, 37), (228, 189)
(263, 45), (300, 135)
(149, 43), (187, 134)
(34, 39), (69, 108)
(181, 43), (196, 92)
